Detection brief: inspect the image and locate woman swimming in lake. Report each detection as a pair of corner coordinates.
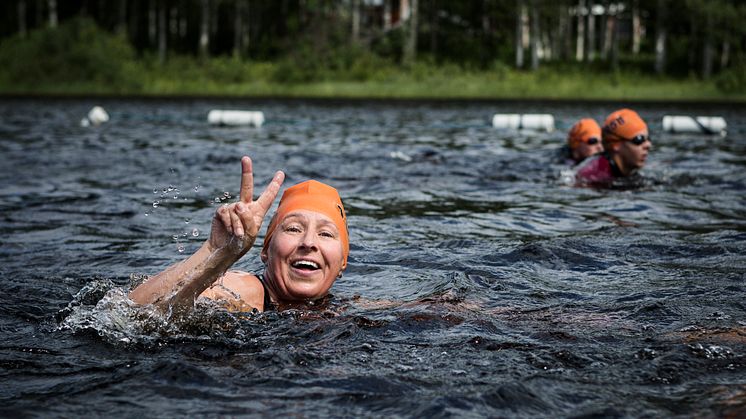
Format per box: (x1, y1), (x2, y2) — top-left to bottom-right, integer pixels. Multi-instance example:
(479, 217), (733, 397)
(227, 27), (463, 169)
(129, 156), (349, 314)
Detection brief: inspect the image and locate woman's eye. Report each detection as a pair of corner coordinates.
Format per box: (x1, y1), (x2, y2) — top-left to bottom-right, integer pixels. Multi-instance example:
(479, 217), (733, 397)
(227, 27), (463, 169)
(285, 225), (302, 233)
(319, 230), (334, 238)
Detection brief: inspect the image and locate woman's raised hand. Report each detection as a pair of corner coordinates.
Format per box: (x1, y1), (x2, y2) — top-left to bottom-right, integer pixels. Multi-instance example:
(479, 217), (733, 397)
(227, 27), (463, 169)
(209, 156), (285, 255)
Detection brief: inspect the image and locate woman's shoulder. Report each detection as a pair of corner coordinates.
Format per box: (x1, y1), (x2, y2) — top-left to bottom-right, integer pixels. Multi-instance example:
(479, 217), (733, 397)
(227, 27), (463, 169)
(200, 271), (266, 312)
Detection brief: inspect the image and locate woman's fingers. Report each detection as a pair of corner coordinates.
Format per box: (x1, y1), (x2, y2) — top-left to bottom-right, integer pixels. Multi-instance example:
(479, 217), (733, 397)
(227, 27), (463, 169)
(254, 171), (285, 215)
(239, 156), (254, 204)
(238, 156), (284, 214)
(217, 204), (233, 235)
(223, 157), (284, 240)
(235, 203), (252, 237)
(230, 207), (243, 237)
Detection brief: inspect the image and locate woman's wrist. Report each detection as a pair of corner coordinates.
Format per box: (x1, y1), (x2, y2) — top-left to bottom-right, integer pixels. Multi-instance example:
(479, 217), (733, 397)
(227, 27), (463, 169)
(204, 236), (256, 264)
(203, 239), (236, 262)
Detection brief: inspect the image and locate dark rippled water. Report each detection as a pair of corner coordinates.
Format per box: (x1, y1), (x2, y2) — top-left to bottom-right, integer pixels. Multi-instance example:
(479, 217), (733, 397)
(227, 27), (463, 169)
(1, 98), (745, 417)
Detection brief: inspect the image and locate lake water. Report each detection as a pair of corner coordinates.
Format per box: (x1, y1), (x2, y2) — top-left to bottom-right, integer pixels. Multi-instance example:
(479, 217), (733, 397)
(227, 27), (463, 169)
(1, 98), (745, 417)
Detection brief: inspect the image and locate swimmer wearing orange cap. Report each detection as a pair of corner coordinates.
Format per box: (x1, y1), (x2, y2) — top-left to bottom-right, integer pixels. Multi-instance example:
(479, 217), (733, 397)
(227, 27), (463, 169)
(575, 109), (652, 185)
(563, 118), (603, 164)
(258, 180), (348, 308)
(130, 156), (349, 314)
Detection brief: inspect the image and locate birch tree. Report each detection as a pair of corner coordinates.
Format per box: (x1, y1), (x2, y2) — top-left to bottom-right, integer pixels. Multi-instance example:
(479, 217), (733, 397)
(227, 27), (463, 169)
(586, 3), (595, 61)
(199, 0), (209, 58)
(516, 0), (527, 68)
(631, 0), (641, 54)
(403, 0), (418, 65)
(654, 0), (667, 74)
(575, 0), (585, 61)
(530, 0), (539, 70)
(48, 0), (57, 28)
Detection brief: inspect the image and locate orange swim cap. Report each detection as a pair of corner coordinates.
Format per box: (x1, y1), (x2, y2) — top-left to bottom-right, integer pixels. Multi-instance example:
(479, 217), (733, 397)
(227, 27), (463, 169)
(567, 118), (602, 150)
(602, 109), (648, 143)
(262, 180), (349, 264)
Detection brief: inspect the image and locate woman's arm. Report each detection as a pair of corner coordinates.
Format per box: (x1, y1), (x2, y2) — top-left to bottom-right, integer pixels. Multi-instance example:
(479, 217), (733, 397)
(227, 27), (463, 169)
(129, 156), (284, 315)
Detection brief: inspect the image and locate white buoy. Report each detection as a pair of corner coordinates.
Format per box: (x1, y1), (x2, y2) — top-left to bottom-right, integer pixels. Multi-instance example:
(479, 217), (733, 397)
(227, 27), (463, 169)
(492, 113), (554, 132)
(82, 106), (109, 127)
(207, 110), (265, 127)
(662, 115), (727, 135)
(389, 151), (413, 162)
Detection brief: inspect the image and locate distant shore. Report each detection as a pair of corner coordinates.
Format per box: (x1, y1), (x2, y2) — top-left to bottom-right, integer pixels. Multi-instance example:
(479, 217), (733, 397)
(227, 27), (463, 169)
(3, 17), (745, 105)
(3, 69), (744, 103)
(2, 94), (745, 108)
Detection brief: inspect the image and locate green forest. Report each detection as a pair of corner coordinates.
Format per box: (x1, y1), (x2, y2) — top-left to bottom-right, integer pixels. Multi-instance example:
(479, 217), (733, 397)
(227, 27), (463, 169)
(1, 0), (745, 100)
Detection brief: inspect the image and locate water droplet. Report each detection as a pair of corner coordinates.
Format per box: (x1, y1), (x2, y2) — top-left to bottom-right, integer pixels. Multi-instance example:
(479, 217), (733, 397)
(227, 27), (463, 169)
(152, 200), (160, 208)
(153, 188), (159, 194)
(192, 228), (199, 237)
(172, 234), (179, 241)
(184, 218), (190, 224)
(144, 213), (149, 217)
(178, 245), (185, 253)
(223, 192), (231, 198)
(194, 184), (201, 192)
(214, 197), (221, 203)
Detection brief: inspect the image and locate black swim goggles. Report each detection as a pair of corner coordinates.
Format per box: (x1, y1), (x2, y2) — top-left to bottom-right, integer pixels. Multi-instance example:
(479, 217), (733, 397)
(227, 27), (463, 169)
(608, 133), (651, 145)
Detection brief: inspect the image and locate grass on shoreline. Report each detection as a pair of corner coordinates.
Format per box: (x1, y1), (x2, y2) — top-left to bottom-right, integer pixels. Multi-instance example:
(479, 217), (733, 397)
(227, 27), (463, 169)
(1, 67), (739, 102)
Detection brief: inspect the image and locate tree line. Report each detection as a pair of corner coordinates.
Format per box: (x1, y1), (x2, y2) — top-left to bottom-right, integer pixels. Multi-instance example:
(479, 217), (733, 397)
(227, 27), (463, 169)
(1, 0), (745, 80)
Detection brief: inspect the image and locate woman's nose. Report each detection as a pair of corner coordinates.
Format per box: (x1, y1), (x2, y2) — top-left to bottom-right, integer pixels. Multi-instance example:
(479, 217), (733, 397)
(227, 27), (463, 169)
(299, 230), (318, 249)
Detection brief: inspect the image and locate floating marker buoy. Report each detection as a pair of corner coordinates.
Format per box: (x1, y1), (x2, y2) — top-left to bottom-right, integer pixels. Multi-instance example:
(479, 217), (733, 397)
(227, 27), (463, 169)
(492, 114), (555, 132)
(390, 151), (413, 162)
(207, 110), (265, 127)
(81, 106), (109, 127)
(662, 115), (727, 135)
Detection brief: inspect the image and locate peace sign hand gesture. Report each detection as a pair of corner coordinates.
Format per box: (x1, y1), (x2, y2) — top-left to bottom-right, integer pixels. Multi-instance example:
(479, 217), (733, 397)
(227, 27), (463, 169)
(209, 156), (285, 257)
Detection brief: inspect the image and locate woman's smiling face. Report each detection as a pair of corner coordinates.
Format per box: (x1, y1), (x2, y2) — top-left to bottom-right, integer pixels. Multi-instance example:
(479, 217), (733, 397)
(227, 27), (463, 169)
(261, 209), (346, 302)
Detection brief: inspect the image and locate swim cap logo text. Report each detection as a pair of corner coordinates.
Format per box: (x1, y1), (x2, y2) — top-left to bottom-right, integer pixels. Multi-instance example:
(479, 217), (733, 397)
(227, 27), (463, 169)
(605, 116), (626, 133)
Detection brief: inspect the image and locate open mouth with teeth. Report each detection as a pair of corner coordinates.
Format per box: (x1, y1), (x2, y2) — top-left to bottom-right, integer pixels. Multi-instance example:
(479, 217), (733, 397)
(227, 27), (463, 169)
(292, 260), (320, 271)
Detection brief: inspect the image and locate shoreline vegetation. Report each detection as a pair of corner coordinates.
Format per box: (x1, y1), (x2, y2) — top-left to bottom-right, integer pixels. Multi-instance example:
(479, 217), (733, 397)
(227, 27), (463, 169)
(1, 17), (745, 103)
(2, 72), (742, 103)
